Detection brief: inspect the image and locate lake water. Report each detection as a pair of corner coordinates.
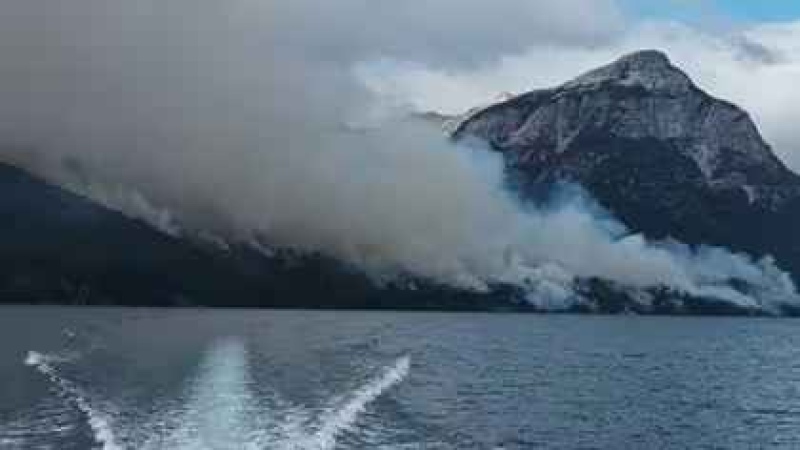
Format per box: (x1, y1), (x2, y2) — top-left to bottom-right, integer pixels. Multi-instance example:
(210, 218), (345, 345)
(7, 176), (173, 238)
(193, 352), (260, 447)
(1, 307), (800, 449)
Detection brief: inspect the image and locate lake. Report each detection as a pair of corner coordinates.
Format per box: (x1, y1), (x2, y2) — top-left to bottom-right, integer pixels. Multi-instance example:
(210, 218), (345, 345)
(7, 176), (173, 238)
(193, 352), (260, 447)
(1, 306), (800, 449)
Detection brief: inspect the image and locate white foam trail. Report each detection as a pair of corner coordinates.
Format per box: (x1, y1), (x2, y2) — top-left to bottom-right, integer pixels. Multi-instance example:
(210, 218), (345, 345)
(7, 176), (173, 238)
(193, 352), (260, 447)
(23, 344), (411, 450)
(141, 338), (259, 450)
(305, 356), (411, 450)
(24, 351), (121, 450)
(147, 351), (411, 450)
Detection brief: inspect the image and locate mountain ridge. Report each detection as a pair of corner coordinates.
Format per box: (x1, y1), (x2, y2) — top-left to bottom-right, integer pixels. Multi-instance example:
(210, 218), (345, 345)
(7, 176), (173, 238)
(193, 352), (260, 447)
(454, 49), (800, 281)
(3, 49), (800, 315)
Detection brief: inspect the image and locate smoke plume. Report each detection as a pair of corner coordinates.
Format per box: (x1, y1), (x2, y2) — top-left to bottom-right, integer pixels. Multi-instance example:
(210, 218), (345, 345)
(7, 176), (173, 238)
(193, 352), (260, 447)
(0, 0), (796, 310)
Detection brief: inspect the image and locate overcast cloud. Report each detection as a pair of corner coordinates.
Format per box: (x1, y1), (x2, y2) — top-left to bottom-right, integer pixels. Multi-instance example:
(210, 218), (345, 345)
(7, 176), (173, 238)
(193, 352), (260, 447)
(361, 19), (800, 170)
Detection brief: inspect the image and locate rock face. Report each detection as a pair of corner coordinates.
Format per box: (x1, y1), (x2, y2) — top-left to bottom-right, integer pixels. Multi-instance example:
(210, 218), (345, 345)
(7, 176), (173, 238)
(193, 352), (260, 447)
(455, 50), (800, 281)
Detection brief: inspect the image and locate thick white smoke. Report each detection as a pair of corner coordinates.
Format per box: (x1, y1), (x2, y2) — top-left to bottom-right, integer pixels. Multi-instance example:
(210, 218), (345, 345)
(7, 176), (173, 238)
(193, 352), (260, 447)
(0, 0), (796, 310)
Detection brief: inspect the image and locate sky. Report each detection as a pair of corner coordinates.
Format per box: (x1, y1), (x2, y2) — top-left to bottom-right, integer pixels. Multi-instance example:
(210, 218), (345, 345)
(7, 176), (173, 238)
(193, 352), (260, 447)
(629, 0), (800, 23)
(710, 1), (800, 21)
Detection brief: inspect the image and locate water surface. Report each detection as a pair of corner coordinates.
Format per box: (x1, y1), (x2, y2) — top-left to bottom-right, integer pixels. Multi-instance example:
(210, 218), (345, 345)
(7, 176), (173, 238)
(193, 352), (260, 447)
(1, 306), (800, 449)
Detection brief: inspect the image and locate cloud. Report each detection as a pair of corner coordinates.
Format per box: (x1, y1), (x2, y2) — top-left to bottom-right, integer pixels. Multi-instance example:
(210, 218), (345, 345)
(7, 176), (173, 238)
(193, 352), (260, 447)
(359, 19), (800, 171)
(263, 0), (625, 66)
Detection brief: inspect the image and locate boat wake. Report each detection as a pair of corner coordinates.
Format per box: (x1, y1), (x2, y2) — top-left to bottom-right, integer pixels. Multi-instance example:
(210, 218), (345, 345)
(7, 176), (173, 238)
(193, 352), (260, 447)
(21, 339), (410, 449)
(309, 355), (411, 449)
(24, 351), (121, 450)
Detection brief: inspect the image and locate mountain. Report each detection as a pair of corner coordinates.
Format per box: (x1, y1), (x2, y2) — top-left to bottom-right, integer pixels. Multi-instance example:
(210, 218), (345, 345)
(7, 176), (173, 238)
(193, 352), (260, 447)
(454, 50), (800, 283)
(0, 162), (517, 310)
(4, 156), (781, 315)
(3, 50), (800, 315)
(0, 161), (260, 306)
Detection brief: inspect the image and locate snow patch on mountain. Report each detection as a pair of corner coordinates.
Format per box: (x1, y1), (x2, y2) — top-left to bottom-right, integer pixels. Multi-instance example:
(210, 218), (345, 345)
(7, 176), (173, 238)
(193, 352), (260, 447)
(563, 50), (692, 94)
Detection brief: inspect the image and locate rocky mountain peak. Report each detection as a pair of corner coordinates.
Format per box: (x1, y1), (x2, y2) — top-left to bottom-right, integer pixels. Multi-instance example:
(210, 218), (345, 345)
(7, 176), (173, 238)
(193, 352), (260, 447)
(454, 50), (800, 283)
(563, 49), (693, 95)
(455, 49), (791, 193)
